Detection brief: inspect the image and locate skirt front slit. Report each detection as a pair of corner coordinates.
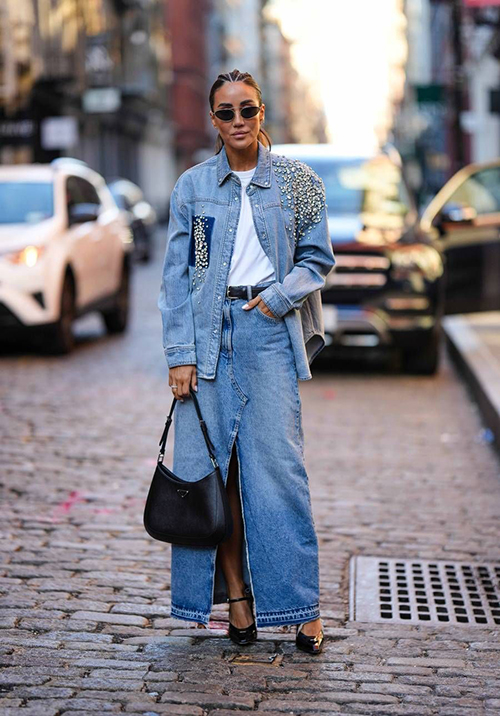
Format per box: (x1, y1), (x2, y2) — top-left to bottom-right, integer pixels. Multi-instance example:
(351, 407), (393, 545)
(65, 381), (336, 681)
(170, 295), (320, 628)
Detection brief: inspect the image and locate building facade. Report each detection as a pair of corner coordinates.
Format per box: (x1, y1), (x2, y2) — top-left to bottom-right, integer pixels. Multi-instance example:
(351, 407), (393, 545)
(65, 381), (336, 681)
(0, 0), (330, 199)
(396, 0), (500, 206)
(0, 0), (175, 216)
(166, 0), (213, 172)
(205, 0), (327, 153)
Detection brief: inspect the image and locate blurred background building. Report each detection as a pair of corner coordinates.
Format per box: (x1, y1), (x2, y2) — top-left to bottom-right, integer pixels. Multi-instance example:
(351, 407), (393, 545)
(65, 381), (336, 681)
(0, 0), (175, 215)
(205, 0), (327, 156)
(395, 0), (500, 207)
(0, 0), (328, 215)
(8, 0), (500, 215)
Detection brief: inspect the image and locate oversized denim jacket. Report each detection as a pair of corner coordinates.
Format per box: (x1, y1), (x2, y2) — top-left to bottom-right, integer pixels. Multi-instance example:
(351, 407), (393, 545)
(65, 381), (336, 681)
(158, 141), (336, 381)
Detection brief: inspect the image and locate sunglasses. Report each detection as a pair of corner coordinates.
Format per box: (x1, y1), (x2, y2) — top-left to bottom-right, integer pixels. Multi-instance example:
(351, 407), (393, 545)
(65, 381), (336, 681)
(213, 105), (262, 122)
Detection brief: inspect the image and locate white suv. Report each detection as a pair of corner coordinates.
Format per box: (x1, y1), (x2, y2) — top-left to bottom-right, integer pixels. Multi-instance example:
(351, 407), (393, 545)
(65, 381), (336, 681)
(0, 158), (133, 353)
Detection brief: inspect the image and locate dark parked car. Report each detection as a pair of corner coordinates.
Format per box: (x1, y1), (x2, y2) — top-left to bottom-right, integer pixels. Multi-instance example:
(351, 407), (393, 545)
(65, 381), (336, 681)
(107, 178), (157, 263)
(272, 144), (500, 374)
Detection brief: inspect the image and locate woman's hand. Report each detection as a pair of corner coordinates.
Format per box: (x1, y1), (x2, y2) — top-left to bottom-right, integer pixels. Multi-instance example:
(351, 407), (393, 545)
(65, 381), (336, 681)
(169, 365), (197, 401)
(242, 295), (278, 318)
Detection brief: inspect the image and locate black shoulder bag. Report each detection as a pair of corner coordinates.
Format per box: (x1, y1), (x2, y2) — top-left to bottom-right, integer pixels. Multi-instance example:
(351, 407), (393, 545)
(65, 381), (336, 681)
(143, 387), (233, 547)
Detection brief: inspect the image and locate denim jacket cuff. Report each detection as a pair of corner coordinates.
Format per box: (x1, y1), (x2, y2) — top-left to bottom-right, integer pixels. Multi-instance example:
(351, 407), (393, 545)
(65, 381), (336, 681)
(164, 345), (197, 369)
(258, 283), (292, 318)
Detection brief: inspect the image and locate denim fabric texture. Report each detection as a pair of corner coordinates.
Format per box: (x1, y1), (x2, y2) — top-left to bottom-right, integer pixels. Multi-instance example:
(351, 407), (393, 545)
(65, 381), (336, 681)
(170, 292), (321, 627)
(157, 141), (335, 628)
(158, 141), (336, 380)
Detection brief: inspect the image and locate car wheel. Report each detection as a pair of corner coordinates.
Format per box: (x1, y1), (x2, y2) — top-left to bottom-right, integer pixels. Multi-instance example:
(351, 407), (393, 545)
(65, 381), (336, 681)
(46, 273), (76, 354)
(102, 264), (130, 334)
(401, 325), (441, 375)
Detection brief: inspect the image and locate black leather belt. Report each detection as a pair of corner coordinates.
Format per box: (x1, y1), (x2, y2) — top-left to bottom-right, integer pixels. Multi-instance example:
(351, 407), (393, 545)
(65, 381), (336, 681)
(226, 285), (268, 299)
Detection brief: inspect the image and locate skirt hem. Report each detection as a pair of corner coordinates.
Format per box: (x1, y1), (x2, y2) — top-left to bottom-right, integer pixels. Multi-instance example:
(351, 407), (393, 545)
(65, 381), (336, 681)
(171, 604), (210, 625)
(255, 603), (320, 628)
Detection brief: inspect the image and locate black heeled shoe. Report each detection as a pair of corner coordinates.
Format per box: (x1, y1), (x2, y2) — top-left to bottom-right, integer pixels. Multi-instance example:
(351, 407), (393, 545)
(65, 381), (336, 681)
(295, 620), (324, 654)
(227, 590), (257, 645)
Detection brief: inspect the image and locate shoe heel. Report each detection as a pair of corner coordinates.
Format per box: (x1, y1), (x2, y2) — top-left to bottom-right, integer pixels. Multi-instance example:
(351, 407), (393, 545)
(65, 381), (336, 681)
(227, 589), (257, 645)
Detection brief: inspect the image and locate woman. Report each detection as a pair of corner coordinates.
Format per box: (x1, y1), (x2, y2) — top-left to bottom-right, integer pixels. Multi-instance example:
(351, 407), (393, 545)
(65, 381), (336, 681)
(158, 69), (335, 654)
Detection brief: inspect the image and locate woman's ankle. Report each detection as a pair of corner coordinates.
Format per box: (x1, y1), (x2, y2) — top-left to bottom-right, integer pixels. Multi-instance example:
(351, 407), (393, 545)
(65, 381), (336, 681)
(228, 599), (254, 628)
(298, 617), (323, 636)
(226, 581), (249, 600)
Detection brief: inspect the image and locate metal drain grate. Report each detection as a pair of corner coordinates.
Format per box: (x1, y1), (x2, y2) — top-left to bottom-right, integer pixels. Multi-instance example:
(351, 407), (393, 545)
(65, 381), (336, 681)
(349, 556), (500, 626)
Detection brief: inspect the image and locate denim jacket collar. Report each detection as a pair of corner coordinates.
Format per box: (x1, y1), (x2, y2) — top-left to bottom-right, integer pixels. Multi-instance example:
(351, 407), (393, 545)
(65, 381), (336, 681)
(216, 140), (271, 188)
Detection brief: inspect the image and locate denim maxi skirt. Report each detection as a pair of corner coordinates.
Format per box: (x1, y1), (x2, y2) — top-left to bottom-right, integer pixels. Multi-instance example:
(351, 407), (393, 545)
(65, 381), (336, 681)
(170, 289), (321, 628)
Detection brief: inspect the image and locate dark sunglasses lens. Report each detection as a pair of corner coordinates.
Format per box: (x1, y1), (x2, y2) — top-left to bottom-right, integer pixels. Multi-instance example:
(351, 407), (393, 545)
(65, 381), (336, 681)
(241, 106), (260, 118)
(214, 109), (234, 121)
(214, 106), (260, 121)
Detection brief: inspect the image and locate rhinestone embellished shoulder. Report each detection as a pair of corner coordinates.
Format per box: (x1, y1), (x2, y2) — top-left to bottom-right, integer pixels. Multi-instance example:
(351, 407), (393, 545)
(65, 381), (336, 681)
(271, 155), (326, 246)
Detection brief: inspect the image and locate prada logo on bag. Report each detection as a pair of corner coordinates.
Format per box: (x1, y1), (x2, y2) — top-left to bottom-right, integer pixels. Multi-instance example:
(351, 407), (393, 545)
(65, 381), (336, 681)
(176, 489), (189, 498)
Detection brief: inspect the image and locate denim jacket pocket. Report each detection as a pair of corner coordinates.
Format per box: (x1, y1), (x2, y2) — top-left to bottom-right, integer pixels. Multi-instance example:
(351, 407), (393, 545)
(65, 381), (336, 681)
(188, 215), (215, 269)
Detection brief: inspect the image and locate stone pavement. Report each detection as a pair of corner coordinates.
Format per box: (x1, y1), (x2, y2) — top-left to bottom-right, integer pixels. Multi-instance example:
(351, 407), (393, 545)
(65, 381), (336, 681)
(1, 229), (500, 715)
(444, 311), (500, 456)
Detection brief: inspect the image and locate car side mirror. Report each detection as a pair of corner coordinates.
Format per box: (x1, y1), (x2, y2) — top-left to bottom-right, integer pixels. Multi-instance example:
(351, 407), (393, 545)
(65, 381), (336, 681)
(68, 203), (100, 226)
(433, 202), (477, 235)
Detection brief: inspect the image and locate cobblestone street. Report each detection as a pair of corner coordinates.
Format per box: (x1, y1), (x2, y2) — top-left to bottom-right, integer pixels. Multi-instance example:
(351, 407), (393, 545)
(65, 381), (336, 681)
(1, 231), (500, 716)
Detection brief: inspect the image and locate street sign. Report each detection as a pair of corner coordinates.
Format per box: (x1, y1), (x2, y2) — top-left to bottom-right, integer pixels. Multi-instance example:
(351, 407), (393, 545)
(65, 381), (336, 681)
(85, 32), (115, 87)
(41, 116), (79, 150)
(0, 118), (36, 142)
(82, 88), (121, 114)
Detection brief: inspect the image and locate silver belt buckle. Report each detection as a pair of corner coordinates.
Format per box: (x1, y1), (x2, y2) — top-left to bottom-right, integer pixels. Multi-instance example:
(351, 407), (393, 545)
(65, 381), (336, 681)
(226, 285), (235, 298)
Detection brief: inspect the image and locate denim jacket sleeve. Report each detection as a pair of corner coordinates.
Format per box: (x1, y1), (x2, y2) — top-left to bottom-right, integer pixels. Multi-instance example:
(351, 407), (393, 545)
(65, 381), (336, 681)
(258, 174), (336, 318)
(157, 182), (197, 369)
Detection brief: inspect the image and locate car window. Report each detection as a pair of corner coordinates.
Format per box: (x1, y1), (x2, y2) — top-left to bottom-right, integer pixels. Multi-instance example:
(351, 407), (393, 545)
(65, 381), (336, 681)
(446, 167), (500, 215)
(66, 176), (86, 207)
(109, 187), (131, 210)
(305, 156), (412, 230)
(0, 182), (54, 224)
(122, 195), (133, 211)
(79, 178), (101, 206)
(66, 176), (101, 211)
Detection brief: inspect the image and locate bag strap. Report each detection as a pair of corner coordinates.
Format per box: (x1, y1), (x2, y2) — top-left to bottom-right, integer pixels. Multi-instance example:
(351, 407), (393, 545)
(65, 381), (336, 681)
(158, 386), (218, 468)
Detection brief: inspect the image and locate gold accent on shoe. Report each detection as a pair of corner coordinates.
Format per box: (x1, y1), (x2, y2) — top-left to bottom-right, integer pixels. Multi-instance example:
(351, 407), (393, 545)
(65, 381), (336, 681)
(295, 621), (324, 654)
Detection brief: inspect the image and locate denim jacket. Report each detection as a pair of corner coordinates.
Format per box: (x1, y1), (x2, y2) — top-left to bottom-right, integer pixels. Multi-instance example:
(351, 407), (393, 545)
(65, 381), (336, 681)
(158, 141), (336, 381)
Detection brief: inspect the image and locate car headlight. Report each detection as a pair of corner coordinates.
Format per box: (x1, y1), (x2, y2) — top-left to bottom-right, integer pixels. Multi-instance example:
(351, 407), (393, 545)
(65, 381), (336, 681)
(3, 245), (46, 267)
(390, 245), (443, 281)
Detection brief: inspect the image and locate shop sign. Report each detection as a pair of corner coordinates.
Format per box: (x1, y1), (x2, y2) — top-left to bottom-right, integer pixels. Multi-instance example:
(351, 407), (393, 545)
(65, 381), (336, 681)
(83, 88), (121, 113)
(41, 116), (79, 149)
(0, 118), (36, 141)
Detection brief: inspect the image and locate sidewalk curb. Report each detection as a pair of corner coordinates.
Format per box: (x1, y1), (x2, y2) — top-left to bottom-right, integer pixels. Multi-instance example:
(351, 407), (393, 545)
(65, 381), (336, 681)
(443, 316), (500, 456)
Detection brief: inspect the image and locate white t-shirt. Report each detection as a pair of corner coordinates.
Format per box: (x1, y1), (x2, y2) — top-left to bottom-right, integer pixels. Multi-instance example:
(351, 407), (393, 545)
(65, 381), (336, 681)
(227, 167), (276, 286)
